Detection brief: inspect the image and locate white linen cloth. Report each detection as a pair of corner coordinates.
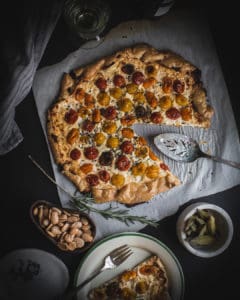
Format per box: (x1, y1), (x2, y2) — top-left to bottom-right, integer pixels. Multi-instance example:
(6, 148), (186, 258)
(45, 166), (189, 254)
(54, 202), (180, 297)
(0, 0), (63, 155)
(33, 10), (240, 240)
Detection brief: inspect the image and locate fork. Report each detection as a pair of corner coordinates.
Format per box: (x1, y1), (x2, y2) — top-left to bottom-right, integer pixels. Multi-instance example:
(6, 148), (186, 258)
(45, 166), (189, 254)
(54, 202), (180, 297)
(61, 244), (133, 300)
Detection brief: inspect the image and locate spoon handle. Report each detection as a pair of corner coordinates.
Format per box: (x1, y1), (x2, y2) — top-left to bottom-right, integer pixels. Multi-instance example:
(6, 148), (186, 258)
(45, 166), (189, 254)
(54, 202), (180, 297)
(203, 153), (240, 169)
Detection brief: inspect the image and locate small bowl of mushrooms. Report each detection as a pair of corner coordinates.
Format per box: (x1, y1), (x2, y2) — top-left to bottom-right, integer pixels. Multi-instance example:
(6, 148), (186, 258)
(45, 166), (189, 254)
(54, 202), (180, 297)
(176, 202), (233, 258)
(30, 200), (96, 253)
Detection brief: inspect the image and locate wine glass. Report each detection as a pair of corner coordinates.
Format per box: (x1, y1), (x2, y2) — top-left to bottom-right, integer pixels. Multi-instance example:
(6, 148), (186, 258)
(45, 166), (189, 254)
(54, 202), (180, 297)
(63, 0), (111, 43)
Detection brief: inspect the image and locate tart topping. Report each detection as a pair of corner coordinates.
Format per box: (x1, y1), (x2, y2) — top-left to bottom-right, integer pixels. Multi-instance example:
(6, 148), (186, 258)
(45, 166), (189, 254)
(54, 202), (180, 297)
(95, 78), (107, 91)
(99, 151), (114, 166)
(118, 98), (133, 112)
(132, 162), (146, 176)
(120, 115), (136, 126)
(139, 265), (155, 275)
(134, 92), (146, 104)
(111, 174), (125, 187)
(79, 107), (89, 118)
(150, 112), (163, 124)
(159, 96), (172, 110)
(126, 83), (138, 94)
(162, 77), (172, 94)
(86, 174), (99, 186)
(121, 270), (137, 281)
(113, 74), (126, 87)
(146, 65), (155, 75)
(145, 91), (158, 108)
(106, 282), (122, 298)
(135, 280), (149, 294)
(107, 137), (120, 149)
(121, 64), (134, 74)
(110, 87), (123, 99)
(132, 71), (145, 85)
(97, 92), (110, 106)
(175, 94), (188, 106)
(84, 147), (99, 160)
(84, 93), (95, 108)
(149, 149), (158, 161)
(70, 148), (81, 160)
(64, 109), (78, 124)
(92, 109), (101, 123)
(75, 88), (85, 101)
(137, 136), (147, 146)
(116, 155), (131, 171)
(181, 106), (192, 121)
(166, 107), (181, 120)
(160, 163), (169, 171)
(173, 79), (185, 94)
(120, 141), (134, 154)
(94, 132), (106, 146)
(66, 128), (79, 145)
(121, 128), (134, 139)
(145, 165), (160, 179)
(135, 106), (148, 120)
(82, 119), (95, 132)
(103, 106), (118, 120)
(80, 163), (93, 174)
(143, 77), (157, 89)
(103, 121), (117, 134)
(135, 146), (148, 158)
(98, 170), (110, 182)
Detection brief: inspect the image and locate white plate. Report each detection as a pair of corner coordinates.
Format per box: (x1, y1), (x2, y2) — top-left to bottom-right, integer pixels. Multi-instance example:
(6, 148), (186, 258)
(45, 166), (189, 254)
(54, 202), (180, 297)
(74, 232), (184, 300)
(0, 248), (69, 300)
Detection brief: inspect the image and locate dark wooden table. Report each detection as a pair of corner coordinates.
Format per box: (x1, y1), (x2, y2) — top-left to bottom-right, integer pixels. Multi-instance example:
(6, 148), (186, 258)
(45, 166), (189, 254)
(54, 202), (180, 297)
(1, 1), (240, 299)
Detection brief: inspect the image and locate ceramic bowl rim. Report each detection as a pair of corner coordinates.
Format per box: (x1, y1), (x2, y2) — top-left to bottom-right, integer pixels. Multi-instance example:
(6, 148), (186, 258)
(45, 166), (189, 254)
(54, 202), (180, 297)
(176, 202), (234, 258)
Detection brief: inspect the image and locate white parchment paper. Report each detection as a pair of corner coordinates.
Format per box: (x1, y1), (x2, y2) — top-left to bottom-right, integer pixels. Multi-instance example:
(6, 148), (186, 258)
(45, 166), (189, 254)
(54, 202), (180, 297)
(33, 10), (240, 240)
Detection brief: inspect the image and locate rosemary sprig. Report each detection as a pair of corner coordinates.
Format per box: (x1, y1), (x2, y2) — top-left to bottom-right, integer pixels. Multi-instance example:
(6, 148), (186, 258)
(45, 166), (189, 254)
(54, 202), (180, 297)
(71, 194), (158, 227)
(28, 155), (159, 227)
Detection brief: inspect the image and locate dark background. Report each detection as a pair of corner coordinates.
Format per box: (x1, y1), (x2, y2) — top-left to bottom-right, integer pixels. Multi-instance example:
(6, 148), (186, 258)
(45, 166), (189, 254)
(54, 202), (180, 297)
(0, 1), (240, 299)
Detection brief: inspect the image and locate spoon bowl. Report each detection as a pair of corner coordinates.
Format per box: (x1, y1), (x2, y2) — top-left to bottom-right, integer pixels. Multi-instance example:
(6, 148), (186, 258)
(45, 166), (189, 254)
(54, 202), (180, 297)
(154, 133), (240, 169)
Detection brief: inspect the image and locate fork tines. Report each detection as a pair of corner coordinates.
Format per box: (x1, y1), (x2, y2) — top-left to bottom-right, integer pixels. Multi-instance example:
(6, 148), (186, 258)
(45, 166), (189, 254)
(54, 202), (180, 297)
(110, 244), (133, 264)
(109, 244), (129, 256)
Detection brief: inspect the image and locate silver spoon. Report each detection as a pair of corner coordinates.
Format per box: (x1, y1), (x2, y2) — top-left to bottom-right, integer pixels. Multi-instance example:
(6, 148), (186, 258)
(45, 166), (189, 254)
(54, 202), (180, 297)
(154, 133), (240, 169)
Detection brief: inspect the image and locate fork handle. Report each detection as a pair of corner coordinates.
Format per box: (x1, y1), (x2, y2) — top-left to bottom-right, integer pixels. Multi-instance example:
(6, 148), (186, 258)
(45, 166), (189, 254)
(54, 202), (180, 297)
(61, 269), (102, 300)
(203, 153), (240, 169)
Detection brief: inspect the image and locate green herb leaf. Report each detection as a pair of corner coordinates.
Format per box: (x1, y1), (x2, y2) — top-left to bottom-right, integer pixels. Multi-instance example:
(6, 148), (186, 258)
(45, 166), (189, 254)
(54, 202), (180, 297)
(29, 155), (159, 228)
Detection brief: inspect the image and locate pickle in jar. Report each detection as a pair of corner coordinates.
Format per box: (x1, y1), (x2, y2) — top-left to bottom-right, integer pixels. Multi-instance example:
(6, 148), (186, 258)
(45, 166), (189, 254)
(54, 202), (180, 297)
(184, 209), (218, 246)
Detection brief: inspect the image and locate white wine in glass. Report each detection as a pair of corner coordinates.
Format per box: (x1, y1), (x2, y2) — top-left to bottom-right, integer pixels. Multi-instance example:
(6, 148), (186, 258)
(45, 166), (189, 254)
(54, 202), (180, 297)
(63, 0), (111, 41)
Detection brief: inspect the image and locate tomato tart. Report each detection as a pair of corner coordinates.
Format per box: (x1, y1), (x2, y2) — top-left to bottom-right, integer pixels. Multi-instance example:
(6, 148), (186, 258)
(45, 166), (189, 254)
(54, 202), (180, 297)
(47, 44), (213, 205)
(88, 255), (169, 300)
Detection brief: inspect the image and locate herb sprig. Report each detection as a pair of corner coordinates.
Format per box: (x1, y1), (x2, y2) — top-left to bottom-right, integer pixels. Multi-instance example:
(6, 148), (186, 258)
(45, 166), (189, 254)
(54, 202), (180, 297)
(29, 155), (159, 227)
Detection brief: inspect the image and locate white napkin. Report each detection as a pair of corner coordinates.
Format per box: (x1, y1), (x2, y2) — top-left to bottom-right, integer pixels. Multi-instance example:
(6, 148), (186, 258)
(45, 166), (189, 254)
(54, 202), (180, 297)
(0, 0), (63, 155)
(33, 10), (240, 240)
